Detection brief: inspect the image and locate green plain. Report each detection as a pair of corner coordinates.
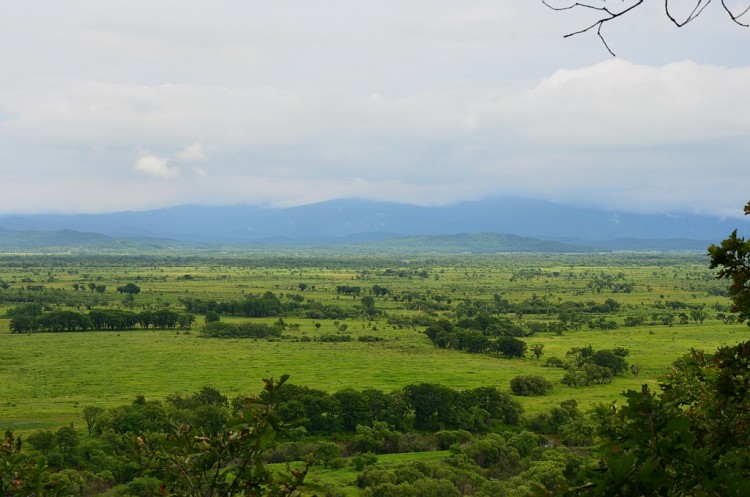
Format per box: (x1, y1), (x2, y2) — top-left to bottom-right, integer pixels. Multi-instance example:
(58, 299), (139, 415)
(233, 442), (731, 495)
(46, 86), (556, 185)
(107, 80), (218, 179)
(0, 253), (746, 431)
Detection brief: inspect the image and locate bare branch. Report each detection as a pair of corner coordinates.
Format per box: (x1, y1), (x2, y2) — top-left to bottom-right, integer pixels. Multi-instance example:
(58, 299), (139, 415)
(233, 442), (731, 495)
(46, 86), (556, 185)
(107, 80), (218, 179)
(546, 0), (750, 55)
(723, 0), (750, 26)
(665, 0), (712, 27)
(542, 0), (644, 56)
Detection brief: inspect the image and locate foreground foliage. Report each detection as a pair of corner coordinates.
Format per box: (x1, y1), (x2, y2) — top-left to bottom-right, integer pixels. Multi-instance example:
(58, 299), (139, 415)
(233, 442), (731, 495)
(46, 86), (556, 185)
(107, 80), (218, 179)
(133, 376), (309, 497)
(543, 340), (750, 497)
(708, 200), (750, 324)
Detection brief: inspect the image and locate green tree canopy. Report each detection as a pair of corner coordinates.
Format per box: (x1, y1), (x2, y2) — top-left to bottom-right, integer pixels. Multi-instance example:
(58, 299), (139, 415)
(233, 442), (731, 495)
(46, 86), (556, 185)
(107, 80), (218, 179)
(708, 200), (750, 324)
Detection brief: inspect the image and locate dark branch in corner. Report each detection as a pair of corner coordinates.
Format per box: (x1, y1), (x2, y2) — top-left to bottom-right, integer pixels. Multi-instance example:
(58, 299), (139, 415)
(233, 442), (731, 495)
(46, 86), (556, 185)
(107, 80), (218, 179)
(664, 0), (711, 27)
(542, 0), (644, 56)
(723, 0), (750, 27)
(544, 0), (750, 56)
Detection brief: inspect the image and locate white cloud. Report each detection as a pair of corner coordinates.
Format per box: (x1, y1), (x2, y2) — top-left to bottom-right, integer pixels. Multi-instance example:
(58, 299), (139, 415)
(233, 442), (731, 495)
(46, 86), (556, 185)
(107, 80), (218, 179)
(0, 2), (749, 216)
(135, 153), (179, 178)
(178, 141), (206, 161)
(487, 60), (750, 149)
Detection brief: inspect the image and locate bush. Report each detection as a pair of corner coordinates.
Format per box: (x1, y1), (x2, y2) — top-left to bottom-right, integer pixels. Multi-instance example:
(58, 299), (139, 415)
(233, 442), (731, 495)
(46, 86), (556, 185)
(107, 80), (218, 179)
(544, 357), (565, 368)
(317, 334), (353, 342)
(561, 370), (589, 388)
(435, 430), (473, 450)
(510, 375), (553, 396)
(352, 452), (378, 471)
(559, 418), (597, 447)
(125, 477), (162, 497)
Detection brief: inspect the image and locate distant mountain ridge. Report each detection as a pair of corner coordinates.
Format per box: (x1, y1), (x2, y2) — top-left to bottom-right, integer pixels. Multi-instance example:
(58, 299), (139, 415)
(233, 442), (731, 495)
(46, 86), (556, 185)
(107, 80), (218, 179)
(0, 197), (745, 249)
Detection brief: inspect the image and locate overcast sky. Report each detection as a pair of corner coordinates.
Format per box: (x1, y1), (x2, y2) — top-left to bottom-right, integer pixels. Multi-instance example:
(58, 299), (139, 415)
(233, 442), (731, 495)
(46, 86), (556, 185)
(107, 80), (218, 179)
(1, 1), (749, 217)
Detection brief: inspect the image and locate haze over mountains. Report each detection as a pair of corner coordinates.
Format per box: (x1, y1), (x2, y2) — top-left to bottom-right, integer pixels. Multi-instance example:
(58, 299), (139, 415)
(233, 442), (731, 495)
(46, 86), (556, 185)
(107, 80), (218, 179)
(0, 197), (746, 252)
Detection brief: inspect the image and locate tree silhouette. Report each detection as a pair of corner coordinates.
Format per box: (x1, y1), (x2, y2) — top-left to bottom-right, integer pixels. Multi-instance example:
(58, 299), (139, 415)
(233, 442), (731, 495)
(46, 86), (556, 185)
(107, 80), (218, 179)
(544, 0), (750, 55)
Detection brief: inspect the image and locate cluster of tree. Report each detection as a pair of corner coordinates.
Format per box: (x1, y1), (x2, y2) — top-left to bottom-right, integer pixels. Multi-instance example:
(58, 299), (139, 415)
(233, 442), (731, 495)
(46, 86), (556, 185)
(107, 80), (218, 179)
(371, 284), (389, 296)
(9, 306), (195, 333)
(0, 286), (109, 309)
(509, 375), (553, 396)
(179, 292), (294, 317)
(525, 320), (568, 335)
(456, 314), (525, 336)
(335, 285), (362, 296)
(542, 346), (631, 388)
(424, 319), (528, 357)
(525, 399), (597, 447)
(403, 384), (523, 431)
(179, 292), (363, 320)
(268, 382), (523, 435)
(586, 273), (634, 294)
(454, 295), (622, 323)
(355, 431), (583, 497)
(586, 316), (619, 330)
(85, 387), (230, 438)
(76, 382), (524, 447)
(381, 268), (430, 278)
(200, 321), (283, 339)
(402, 296), (452, 313)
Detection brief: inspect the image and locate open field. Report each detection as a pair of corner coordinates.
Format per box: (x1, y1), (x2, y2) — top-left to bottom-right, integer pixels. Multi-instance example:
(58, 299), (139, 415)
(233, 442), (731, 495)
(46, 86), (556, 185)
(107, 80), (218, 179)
(1, 323), (745, 431)
(0, 252), (747, 431)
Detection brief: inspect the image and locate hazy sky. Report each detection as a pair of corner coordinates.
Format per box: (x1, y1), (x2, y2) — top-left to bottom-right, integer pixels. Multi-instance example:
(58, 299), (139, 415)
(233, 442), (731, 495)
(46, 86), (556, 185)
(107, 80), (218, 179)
(1, 1), (749, 217)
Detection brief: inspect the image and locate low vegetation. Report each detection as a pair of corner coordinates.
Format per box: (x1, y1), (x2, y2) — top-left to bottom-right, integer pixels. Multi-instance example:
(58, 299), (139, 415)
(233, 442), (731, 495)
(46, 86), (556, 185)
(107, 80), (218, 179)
(1, 202), (750, 495)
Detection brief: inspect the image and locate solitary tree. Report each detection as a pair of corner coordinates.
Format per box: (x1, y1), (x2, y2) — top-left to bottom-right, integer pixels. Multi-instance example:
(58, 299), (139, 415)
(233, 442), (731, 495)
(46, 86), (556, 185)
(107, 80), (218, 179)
(494, 336), (527, 359)
(117, 283), (141, 295)
(361, 295), (377, 318)
(530, 343), (545, 360)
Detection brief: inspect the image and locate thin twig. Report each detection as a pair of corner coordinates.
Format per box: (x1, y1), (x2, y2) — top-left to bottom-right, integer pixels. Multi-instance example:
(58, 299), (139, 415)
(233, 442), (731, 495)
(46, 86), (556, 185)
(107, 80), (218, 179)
(543, 0), (645, 56)
(545, 0), (750, 55)
(665, 0), (712, 27)
(722, 0), (750, 26)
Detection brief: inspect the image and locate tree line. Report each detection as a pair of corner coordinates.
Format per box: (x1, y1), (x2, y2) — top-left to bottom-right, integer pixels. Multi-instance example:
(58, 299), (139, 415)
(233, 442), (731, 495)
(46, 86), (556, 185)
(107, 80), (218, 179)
(8, 305), (195, 333)
(179, 292), (369, 320)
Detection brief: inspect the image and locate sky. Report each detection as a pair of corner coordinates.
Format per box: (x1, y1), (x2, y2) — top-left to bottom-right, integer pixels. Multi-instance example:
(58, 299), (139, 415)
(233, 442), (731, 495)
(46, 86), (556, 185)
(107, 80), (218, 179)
(1, 1), (749, 218)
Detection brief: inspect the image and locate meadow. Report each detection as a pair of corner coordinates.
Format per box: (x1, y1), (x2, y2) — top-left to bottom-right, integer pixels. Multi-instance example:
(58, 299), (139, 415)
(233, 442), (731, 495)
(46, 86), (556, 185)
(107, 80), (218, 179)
(0, 252), (746, 432)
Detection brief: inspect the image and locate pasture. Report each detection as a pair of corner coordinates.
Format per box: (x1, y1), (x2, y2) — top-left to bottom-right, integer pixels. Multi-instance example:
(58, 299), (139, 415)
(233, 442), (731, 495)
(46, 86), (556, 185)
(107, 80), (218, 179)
(0, 252), (747, 431)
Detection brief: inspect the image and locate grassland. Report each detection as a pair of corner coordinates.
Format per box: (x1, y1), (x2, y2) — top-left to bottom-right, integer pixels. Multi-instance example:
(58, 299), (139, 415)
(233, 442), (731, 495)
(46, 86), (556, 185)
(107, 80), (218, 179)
(0, 252), (747, 431)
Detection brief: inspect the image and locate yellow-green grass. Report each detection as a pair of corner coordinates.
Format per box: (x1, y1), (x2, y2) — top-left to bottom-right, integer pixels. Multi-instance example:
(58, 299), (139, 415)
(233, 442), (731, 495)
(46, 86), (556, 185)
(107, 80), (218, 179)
(0, 321), (744, 431)
(0, 252), (742, 432)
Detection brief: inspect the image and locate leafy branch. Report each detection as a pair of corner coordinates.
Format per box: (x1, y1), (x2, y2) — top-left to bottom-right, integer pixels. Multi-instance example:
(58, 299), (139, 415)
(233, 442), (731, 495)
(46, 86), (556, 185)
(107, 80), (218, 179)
(131, 375), (311, 497)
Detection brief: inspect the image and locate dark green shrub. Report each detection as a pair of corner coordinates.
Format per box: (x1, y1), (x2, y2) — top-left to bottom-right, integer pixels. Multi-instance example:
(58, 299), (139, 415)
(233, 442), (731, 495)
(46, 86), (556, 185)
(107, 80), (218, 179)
(510, 375), (553, 396)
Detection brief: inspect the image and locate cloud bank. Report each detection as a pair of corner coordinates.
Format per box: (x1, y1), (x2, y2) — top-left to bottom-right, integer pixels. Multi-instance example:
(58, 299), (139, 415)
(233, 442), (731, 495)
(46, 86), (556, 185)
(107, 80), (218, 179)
(0, 2), (748, 217)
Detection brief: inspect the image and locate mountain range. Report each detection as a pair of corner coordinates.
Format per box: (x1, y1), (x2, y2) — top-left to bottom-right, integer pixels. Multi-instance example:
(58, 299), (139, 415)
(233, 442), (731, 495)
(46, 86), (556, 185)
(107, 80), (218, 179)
(0, 197), (746, 252)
